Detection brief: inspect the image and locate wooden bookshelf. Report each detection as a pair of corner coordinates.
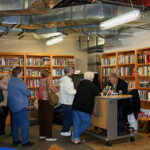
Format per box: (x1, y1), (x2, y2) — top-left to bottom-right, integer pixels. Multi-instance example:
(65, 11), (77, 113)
(0, 52), (75, 106)
(52, 55), (75, 86)
(101, 48), (150, 109)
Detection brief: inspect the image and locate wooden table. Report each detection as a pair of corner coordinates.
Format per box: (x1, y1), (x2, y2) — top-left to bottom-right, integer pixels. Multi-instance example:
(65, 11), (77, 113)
(88, 95), (135, 146)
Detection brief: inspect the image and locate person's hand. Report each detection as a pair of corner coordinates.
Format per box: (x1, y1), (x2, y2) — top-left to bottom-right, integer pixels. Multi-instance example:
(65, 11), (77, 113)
(108, 90), (113, 95)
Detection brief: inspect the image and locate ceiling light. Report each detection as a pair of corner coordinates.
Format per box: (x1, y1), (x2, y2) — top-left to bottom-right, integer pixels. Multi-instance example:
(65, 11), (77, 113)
(46, 35), (63, 46)
(33, 32), (62, 39)
(100, 10), (141, 30)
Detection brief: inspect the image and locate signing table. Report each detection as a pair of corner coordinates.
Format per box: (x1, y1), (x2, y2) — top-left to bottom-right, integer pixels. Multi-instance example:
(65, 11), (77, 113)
(89, 95), (134, 146)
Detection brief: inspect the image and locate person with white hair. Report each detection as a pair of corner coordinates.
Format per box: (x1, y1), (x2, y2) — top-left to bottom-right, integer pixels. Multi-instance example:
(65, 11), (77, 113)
(72, 71), (99, 144)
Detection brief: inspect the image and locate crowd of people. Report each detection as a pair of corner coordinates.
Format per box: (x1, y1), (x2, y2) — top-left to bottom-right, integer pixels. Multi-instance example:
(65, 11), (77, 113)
(0, 65), (134, 147)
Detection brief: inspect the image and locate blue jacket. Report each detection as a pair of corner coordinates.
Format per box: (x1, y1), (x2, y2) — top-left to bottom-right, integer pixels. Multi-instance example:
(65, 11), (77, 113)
(8, 77), (31, 112)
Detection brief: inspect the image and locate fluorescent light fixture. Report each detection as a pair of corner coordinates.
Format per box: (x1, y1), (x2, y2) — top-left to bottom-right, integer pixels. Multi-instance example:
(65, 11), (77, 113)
(46, 35), (63, 46)
(33, 32), (62, 39)
(100, 10), (141, 30)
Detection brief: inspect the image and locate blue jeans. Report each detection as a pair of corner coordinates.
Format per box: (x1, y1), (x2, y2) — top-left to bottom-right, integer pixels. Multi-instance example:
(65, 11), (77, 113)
(61, 104), (73, 132)
(11, 108), (29, 144)
(73, 110), (91, 140)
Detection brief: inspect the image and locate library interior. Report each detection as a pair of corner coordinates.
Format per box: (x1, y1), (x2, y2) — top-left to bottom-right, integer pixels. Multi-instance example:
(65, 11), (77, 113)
(1, 0), (150, 150)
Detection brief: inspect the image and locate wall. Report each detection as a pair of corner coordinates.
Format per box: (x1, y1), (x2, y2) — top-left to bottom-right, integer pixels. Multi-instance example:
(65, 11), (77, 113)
(0, 35), (88, 73)
(45, 35), (88, 73)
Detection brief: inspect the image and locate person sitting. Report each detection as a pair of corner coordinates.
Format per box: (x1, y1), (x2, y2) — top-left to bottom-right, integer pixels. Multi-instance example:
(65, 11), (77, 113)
(105, 73), (129, 134)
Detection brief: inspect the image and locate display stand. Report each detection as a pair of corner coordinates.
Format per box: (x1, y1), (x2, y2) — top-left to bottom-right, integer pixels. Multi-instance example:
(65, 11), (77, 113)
(89, 95), (135, 146)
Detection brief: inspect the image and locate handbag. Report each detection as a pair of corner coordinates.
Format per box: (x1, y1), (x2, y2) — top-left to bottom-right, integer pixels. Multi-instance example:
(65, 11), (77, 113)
(0, 89), (4, 103)
(46, 79), (59, 107)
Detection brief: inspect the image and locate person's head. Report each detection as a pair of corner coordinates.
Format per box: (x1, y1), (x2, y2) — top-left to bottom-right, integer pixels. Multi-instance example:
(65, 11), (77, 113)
(41, 70), (50, 78)
(84, 71), (94, 82)
(64, 66), (74, 76)
(109, 73), (118, 85)
(12, 67), (23, 78)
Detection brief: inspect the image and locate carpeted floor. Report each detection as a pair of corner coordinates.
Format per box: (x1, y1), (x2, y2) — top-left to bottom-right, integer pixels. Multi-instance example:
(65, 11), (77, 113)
(0, 125), (95, 150)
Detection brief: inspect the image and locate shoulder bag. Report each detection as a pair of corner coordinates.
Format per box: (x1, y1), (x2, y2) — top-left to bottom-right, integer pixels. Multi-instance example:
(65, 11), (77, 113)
(46, 79), (59, 107)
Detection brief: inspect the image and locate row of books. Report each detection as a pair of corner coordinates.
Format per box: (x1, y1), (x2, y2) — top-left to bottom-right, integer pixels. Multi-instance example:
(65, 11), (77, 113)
(0, 67), (10, 76)
(53, 78), (60, 86)
(118, 55), (135, 64)
(52, 69), (64, 76)
(126, 80), (135, 89)
(26, 57), (50, 66)
(52, 58), (74, 66)
(118, 67), (135, 76)
(26, 69), (41, 77)
(27, 79), (39, 87)
(0, 57), (24, 66)
(102, 68), (116, 76)
(137, 66), (150, 76)
(102, 57), (116, 66)
(138, 90), (150, 101)
(139, 81), (150, 88)
(30, 90), (39, 98)
(138, 51), (150, 63)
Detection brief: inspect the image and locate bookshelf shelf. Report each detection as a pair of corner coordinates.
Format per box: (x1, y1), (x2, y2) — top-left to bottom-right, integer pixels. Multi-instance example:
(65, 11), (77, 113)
(0, 52), (75, 106)
(118, 76), (135, 78)
(101, 48), (150, 109)
(101, 65), (116, 68)
(118, 63), (135, 66)
(26, 76), (42, 78)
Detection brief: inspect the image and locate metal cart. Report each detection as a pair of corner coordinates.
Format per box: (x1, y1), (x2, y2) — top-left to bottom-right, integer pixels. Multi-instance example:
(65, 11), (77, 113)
(88, 95), (135, 146)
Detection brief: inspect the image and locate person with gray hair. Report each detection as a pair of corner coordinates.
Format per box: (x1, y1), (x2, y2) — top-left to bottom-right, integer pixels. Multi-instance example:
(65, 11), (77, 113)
(59, 66), (76, 136)
(72, 71), (99, 144)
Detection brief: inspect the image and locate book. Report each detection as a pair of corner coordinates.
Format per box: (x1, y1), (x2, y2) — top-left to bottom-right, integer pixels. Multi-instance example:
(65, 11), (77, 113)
(103, 86), (111, 96)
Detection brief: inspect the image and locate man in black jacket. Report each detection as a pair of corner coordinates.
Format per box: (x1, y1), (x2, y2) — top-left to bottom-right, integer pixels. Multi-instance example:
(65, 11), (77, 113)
(72, 72), (99, 144)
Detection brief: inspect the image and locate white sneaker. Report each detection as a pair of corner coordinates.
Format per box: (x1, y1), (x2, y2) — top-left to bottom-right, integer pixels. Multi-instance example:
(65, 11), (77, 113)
(40, 136), (46, 140)
(60, 131), (71, 136)
(46, 138), (57, 142)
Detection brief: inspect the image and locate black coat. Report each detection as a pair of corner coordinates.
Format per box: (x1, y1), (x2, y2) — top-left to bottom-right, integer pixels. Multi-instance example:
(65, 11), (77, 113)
(72, 79), (99, 115)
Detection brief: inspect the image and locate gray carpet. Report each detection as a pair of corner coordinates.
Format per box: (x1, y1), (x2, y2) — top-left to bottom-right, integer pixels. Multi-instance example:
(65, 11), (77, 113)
(0, 125), (95, 150)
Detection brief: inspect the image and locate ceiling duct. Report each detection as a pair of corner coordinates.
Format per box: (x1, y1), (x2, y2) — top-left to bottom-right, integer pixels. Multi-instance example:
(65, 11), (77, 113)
(78, 34), (122, 52)
(0, 0), (35, 11)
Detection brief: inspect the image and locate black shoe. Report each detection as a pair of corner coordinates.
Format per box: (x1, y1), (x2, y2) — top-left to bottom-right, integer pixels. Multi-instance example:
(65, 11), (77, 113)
(12, 140), (21, 147)
(22, 141), (34, 147)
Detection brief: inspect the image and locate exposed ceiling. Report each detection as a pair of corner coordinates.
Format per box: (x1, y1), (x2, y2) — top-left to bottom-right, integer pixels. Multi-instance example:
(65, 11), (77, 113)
(0, 0), (150, 51)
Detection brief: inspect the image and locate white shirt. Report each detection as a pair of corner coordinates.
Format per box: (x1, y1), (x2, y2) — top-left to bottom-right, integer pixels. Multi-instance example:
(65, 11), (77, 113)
(59, 76), (76, 105)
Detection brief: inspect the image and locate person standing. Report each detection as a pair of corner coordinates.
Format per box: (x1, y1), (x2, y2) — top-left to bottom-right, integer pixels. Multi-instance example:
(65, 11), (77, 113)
(8, 67), (34, 147)
(0, 71), (11, 135)
(59, 66), (76, 136)
(72, 72), (99, 144)
(38, 70), (58, 142)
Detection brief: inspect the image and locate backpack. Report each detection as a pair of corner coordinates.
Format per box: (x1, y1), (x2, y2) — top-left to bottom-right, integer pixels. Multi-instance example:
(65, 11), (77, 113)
(0, 89), (4, 102)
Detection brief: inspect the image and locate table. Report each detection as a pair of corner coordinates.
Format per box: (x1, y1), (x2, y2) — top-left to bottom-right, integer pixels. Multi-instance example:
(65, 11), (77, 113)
(89, 95), (135, 146)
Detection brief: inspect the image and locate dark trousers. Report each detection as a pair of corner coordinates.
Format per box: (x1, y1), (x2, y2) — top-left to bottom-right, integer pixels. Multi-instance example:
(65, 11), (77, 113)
(61, 104), (72, 132)
(0, 106), (9, 134)
(12, 108), (29, 144)
(38, 99), (53, 138)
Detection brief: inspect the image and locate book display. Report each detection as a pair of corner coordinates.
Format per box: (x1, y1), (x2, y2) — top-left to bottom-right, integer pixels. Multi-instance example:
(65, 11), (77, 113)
(101, 48), (150, 109)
